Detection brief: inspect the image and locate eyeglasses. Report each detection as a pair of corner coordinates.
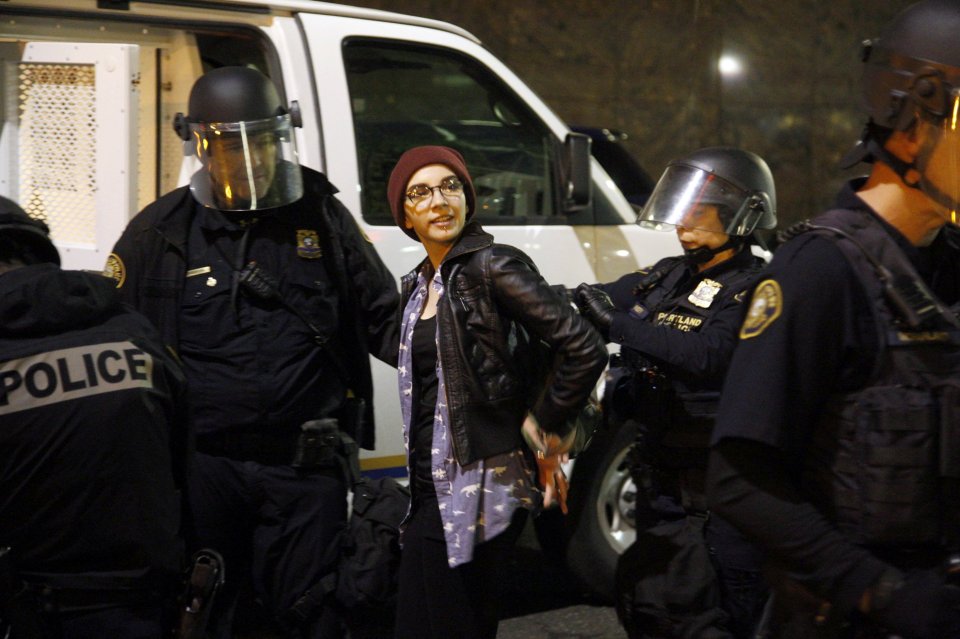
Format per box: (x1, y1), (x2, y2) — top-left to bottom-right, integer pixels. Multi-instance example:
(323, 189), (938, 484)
(405, 176), (464, 206)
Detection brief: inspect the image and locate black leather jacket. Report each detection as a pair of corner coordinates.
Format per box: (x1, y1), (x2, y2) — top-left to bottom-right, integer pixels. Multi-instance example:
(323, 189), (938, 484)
(400, 222), (607, 465)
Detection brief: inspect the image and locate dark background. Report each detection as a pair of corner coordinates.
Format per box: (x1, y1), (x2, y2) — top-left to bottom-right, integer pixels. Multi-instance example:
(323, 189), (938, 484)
(336, 1), (911, 226)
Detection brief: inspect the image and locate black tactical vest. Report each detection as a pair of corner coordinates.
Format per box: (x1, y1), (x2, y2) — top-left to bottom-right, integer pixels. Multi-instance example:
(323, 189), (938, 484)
(797, 209), (960, 550)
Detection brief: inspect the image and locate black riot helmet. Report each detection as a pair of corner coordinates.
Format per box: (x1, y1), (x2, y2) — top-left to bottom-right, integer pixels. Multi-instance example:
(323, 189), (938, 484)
(0, 195), (60, 266)
(861, 0), (960, 133)
(639, 147), (777, 237)
(845, 1), (960, 212)
(174, 67), (304, 212)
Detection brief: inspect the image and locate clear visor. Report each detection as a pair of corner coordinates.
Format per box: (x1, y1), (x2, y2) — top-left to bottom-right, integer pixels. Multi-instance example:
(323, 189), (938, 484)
(638, 165), (755, 235)
(188, 114), (302, 211)
(917, 90), (960, 224)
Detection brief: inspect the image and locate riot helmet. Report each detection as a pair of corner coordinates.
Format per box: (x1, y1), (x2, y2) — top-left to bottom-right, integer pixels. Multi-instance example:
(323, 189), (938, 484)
(174, 67), (303, 211)
(0, 195), (60, 266)
(851, 0), (960, 211)
(638, 147), (777, 237)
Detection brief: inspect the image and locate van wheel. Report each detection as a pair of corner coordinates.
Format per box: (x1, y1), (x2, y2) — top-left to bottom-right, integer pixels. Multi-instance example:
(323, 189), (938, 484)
(564, 419), (638, 602)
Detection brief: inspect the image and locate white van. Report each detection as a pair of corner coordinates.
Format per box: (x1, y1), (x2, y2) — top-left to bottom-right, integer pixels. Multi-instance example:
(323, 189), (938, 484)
(0, 0), (677, 599)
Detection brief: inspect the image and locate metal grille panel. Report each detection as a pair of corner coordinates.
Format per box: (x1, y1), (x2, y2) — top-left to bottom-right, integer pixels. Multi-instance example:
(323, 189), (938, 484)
(18, 63), (97, 245)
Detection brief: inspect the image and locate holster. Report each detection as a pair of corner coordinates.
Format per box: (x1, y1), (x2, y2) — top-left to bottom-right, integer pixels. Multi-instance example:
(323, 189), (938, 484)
(175, 549), (224, 639)
(292, 418), (341, 470)
(292, 419), (361, 486)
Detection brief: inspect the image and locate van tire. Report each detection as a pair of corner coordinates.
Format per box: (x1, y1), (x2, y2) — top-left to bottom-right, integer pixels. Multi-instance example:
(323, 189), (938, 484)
(564, 419), (638, 603)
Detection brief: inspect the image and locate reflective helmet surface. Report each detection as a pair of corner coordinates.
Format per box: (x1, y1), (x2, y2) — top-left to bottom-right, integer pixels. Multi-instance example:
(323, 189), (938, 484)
(0, 195), (60, 265)
(857, 0), (960, 214)
(175, 67), (303, 211)
(186, 66), (286, 125)
(638, 147), (777, 236)
(862, 0), (960, 131)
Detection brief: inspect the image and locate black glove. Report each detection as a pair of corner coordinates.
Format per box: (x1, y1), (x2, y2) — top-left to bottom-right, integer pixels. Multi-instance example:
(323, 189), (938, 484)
(574, 283), (616, 342)
(869, 568), (960, 639)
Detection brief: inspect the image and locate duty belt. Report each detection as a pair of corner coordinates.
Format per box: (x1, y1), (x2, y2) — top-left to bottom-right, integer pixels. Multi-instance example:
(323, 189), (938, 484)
(18, 570), (171, 613)
(197, 429), (302, 466)
(197, 419), (356, 482)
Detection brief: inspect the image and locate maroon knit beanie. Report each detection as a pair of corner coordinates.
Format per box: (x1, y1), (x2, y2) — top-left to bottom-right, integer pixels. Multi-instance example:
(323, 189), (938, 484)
(387, 145), (477, 241)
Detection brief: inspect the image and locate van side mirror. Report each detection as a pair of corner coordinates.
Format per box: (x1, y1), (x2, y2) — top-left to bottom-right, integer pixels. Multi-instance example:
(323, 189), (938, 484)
(563, 132), (592, 211)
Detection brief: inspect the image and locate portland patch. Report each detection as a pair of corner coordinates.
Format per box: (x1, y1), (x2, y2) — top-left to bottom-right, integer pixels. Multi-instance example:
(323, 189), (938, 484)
(104, 253), (126, 288)
(739, 279), (782, 339)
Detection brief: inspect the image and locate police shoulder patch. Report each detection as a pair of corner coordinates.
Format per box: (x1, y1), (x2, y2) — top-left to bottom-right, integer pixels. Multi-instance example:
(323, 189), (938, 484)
(739, 279), (782, 339)
(104, 253), (126, 288)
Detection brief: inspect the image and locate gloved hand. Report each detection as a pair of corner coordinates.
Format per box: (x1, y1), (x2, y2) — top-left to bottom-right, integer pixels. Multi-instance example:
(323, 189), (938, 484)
(574, 283), (617, 342)
(868, 568), (960, 638)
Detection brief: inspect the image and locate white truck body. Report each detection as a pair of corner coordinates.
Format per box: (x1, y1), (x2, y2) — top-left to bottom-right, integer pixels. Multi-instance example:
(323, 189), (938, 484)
(0, 0), (679, 598)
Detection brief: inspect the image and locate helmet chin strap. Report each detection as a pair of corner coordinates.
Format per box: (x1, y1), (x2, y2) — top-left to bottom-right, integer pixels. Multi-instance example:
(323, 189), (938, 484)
(867, 136), (960, 211)
(683, 237), (742, 265)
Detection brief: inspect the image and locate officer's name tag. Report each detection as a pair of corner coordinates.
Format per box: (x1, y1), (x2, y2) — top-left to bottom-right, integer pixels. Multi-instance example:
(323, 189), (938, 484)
(186, 266), (212, 278)
(0, 342), (154, 415)
(629, 303), (650, 320)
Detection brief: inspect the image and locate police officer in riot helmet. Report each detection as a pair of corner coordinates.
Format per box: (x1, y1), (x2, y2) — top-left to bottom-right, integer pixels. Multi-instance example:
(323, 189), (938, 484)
(0, 196), (188, 637)
(574, 147), (775, 639)
(174, 65), (303, 211)
(0, 202), (60, 269)
(707, 1), (960, 637)
(109, 66), (399, 637)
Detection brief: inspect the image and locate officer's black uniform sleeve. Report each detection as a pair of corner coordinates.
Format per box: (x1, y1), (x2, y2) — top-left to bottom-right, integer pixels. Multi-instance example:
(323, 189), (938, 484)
(707, 440), (888, 618)
(328, 196), (400, 367)
(711, 235), (874, 450)
(706, 235), (888, 618)
(596, 269), (648, 309)
(606, 286), (747, 381)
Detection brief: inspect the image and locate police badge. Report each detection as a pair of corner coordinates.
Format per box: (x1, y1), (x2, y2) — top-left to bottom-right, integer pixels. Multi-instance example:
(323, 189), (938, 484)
(688, 278), (722, 308)
(296, 229), (322, 259)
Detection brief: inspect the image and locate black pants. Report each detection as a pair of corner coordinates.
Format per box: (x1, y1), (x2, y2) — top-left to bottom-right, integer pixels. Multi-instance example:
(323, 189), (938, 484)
(186, 453), (347, 639)
(394, 494), (527, 639)
(705, 514), (768, 639)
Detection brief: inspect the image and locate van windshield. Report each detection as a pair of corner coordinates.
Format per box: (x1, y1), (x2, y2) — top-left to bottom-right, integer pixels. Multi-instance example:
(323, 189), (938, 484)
(344, 39), (592, 226)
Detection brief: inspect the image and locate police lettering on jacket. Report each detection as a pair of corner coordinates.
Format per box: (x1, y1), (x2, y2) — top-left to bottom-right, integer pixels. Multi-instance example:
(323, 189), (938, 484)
(0, 341), (154, 414)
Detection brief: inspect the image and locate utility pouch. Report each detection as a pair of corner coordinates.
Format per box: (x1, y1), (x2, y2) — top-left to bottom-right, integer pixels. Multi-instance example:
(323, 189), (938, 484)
(291, 418), (340, 471)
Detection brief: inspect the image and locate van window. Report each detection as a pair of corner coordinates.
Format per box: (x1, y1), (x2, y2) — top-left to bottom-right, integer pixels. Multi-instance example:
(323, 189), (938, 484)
(0, 13), (276, 218)
(344, 40), (581, 226)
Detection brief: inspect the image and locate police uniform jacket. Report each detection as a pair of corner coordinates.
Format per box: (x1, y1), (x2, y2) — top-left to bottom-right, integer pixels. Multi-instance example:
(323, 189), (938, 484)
(0, 264), (187, 581)
(600, 248), (764, 393)
(108, 167), (399, 449)
(709, 179), (960, 619)
(398, 222), (608, 465)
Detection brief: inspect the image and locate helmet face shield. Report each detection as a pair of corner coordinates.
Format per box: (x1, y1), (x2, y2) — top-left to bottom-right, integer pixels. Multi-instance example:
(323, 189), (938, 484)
(914, 90), (960, 221)
(189, 114), (302, 211)
(638, 164), (768, 236)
